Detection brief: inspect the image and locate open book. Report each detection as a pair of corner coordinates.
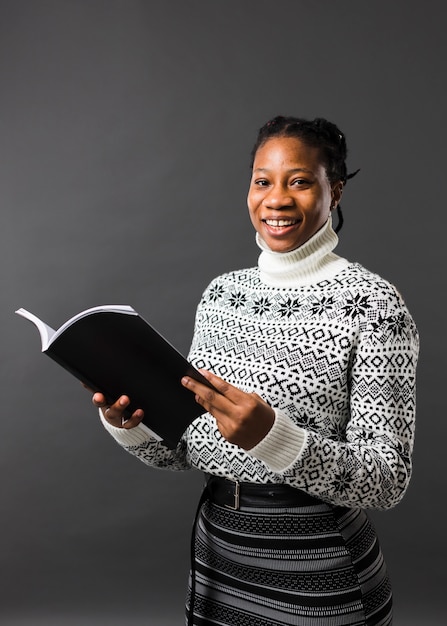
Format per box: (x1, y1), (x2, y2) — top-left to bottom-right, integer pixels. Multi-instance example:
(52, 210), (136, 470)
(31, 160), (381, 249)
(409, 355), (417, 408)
(16, 305), (213, 448)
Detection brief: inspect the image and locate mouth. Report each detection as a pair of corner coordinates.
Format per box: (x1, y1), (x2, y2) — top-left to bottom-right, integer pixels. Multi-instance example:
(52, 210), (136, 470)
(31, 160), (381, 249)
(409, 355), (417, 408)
(263, 218), (300, 228)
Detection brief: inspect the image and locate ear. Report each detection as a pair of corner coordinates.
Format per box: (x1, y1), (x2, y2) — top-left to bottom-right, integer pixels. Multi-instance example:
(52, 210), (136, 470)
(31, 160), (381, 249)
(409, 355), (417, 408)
(330, 180), (344, 211)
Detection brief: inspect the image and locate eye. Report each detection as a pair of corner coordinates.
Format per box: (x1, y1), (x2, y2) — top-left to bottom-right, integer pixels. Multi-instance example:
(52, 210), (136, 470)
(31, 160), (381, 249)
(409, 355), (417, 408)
(291, 178), (311, 187)
(253, 179), (270, 187)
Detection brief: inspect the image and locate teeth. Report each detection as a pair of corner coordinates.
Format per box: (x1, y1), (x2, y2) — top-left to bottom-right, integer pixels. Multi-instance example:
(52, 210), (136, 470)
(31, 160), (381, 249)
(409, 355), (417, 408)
(265, 219), (298, 227)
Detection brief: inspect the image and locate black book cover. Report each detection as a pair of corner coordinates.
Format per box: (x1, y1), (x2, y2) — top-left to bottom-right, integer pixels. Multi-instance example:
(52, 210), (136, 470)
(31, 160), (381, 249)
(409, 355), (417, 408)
(16, 306), (211, 448)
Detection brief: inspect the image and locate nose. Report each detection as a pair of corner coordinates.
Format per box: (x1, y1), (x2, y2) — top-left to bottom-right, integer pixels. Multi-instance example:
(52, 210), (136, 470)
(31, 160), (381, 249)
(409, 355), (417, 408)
(263, 185), (294, 210)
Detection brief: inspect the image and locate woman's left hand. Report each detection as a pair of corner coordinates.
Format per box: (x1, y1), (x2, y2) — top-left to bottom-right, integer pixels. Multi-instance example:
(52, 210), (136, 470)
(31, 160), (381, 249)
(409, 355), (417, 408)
(181, 369), (275, 450)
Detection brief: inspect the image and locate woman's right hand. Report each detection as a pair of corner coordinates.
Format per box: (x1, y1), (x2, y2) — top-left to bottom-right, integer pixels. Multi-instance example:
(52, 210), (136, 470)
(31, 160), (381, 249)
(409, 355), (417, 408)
(92, 393), (145, 429)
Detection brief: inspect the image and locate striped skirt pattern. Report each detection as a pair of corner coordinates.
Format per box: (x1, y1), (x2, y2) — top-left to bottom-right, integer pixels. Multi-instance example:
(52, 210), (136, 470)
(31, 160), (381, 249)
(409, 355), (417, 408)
(186, 499), (392, 625)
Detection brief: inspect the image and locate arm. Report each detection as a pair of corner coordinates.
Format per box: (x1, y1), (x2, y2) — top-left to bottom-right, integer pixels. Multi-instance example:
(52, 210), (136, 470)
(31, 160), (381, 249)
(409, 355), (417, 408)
(183, 310), (419, 509)
(93, 393), (191, 471)
(248, 310), (418, 509)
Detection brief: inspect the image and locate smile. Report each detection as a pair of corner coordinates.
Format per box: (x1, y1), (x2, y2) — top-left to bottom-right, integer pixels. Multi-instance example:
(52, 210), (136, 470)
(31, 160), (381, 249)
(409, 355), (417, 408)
(264, 219), (299, 227)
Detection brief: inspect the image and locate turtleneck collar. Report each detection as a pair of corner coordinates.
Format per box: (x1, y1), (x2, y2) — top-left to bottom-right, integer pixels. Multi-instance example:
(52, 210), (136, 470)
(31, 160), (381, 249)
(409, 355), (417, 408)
(256, 217), (350, 287)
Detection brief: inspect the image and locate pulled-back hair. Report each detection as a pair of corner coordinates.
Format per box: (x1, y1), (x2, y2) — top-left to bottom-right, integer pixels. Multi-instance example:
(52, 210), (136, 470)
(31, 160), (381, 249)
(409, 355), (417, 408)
(250, 116), (359, 232)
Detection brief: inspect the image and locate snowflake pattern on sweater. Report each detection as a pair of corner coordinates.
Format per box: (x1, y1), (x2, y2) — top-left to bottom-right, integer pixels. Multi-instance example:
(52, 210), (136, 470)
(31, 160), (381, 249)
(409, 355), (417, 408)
(105, 262), (418, 510)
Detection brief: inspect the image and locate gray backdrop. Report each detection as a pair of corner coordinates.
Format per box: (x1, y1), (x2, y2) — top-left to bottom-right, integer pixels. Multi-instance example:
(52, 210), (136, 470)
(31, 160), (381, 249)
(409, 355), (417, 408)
(1, 1), (445, 624)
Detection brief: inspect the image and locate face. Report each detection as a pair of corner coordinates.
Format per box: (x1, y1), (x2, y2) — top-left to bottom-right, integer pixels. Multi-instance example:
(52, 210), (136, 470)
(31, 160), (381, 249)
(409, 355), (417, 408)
(247, 136), (343, 253)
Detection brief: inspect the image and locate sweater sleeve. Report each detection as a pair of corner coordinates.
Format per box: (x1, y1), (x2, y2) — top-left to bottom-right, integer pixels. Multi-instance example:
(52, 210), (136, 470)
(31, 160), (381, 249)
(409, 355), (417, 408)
(99, 410), (191, 471)
(248, 308), (419, 510)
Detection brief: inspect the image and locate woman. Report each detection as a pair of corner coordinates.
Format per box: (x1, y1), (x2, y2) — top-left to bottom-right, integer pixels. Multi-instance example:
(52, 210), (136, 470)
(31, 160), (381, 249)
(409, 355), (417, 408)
(93, 116), (419, 625)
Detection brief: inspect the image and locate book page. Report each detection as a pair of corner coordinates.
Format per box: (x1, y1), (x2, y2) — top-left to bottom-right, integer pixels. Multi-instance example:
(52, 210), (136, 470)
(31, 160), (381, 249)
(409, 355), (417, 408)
(54, 305), (137, 341)
(15, 308), (56, 351)
(16, 305), (138, 350)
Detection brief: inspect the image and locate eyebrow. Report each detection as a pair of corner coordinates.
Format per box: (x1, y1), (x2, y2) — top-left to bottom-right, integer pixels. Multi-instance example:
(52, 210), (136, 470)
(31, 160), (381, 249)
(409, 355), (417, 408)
(253, 167), (314, 174)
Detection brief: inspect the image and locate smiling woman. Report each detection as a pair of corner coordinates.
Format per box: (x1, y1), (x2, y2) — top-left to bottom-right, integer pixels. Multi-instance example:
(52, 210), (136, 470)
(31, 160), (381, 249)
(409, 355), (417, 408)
(248, 135), (340, 252)
(91, 115), (419, 626)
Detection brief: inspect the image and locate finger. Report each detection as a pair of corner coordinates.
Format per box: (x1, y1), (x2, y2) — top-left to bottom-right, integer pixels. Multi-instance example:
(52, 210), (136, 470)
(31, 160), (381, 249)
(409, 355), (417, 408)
(101, 396), (145, 429)
(92, 392), (107, 407)
(196, 369), (244, 403)
(101, 395), (131, 424)
(120, 409), (145, 429)
(181, 374), (233, 415)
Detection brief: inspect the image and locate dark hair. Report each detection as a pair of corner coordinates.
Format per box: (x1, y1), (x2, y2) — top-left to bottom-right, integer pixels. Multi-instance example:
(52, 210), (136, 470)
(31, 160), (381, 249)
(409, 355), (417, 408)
(250, 115), (359, 232)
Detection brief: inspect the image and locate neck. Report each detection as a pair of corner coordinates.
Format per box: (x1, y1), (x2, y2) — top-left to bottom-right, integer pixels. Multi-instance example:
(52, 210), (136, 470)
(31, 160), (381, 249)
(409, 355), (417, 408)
(256, 218), (350, 287)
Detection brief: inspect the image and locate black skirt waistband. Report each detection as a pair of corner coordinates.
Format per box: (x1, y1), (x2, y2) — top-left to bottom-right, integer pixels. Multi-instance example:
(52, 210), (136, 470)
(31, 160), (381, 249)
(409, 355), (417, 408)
(205, 475), (320, 510)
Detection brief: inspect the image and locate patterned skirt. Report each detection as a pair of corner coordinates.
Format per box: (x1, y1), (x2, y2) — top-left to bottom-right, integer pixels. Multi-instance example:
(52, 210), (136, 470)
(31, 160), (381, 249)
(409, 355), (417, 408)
(186, 491), (392, 626)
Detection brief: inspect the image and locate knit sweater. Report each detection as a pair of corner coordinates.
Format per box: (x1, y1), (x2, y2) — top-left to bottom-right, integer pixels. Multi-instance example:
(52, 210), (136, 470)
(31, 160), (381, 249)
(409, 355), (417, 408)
(100, 218), (419, 510)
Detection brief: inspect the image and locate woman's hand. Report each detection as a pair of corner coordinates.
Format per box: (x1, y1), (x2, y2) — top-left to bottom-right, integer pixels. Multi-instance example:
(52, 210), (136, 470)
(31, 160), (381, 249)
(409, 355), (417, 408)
(92, 392), (145, 429)
(181, 369), (275, 449)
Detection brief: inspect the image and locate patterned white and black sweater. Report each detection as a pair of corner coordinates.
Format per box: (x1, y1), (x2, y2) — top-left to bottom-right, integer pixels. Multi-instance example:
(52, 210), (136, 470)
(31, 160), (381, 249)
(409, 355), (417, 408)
(101, 219), (419, 510)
